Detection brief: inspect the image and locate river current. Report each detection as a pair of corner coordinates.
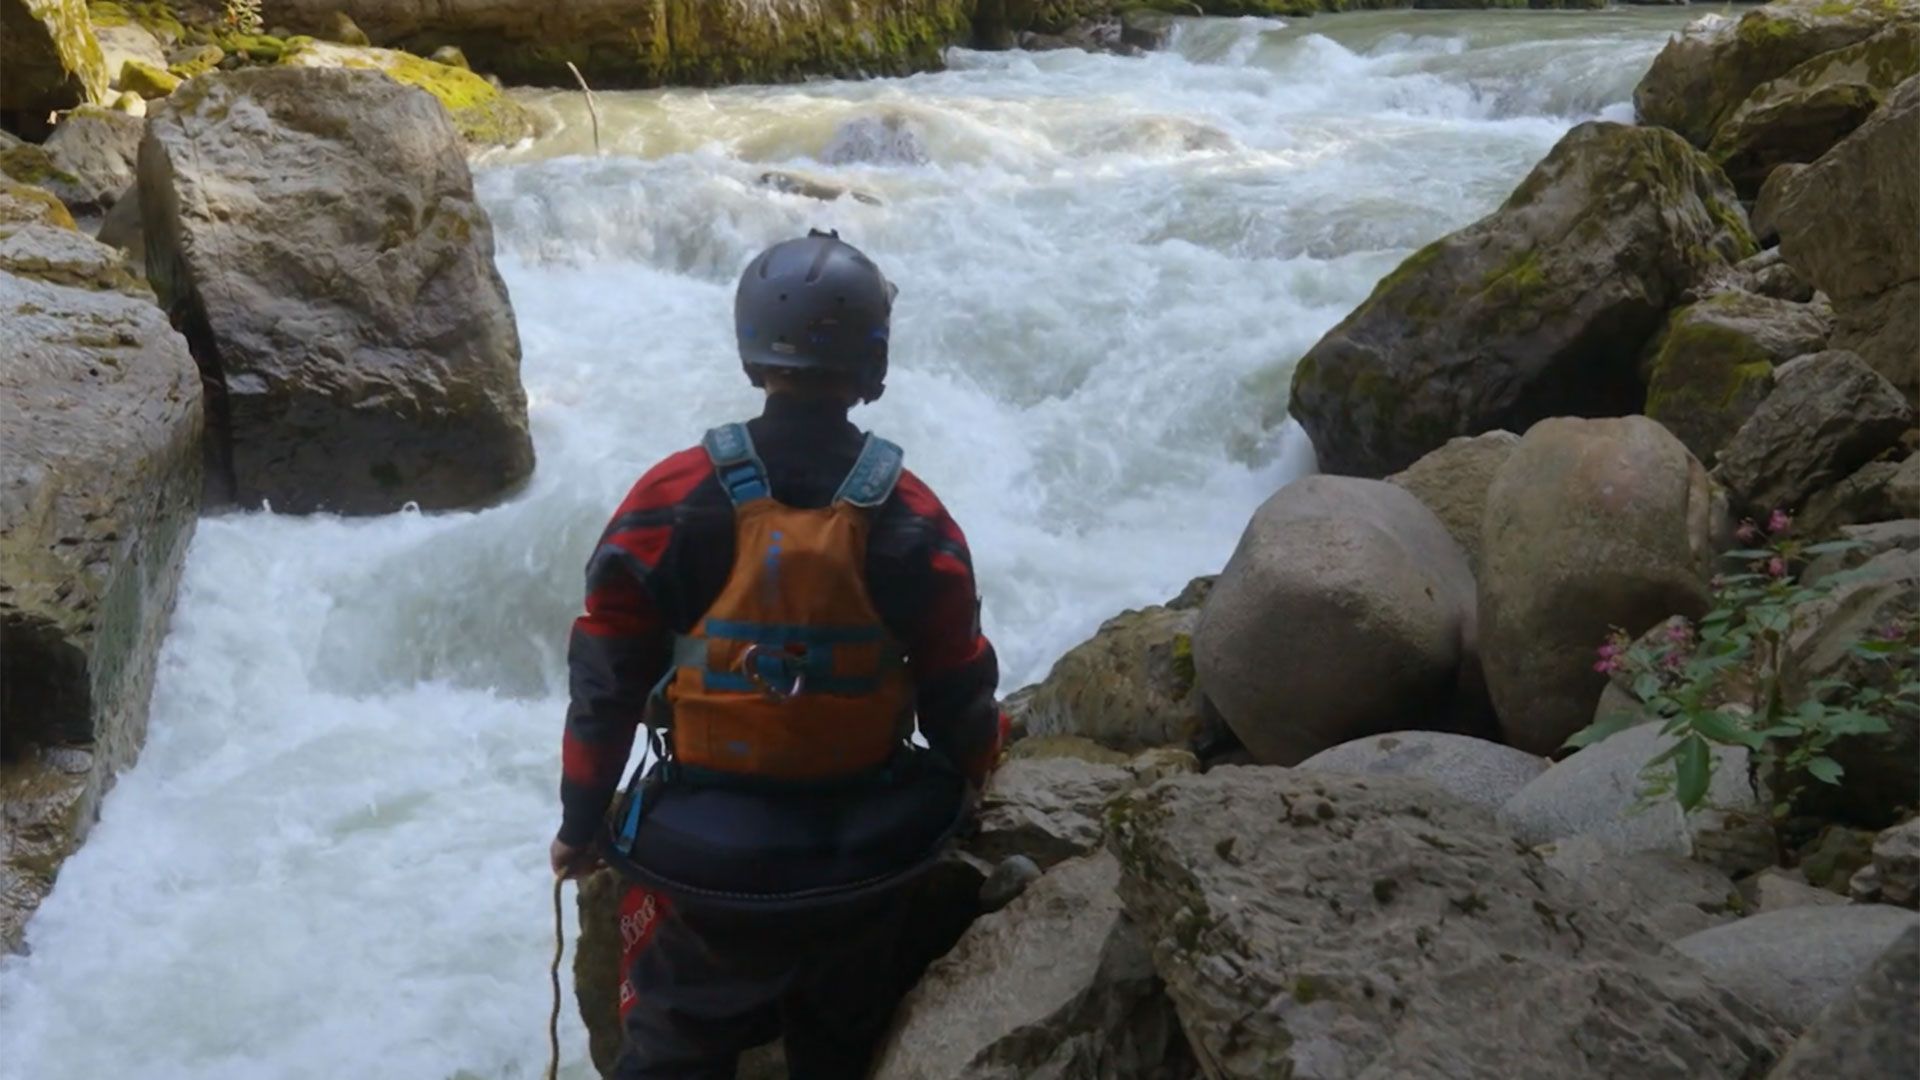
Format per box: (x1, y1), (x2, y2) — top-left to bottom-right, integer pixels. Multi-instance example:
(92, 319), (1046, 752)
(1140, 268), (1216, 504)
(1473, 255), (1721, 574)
(0, 11), (1696, 1078)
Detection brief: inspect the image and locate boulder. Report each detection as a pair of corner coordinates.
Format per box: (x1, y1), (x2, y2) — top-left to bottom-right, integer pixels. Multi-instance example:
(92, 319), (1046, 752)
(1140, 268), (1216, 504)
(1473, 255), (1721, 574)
(1288, 122), (1753, 477)
(1194, 476), (1485, 766)
(1750, 163), (1807, 248)
(41, 103), (142, 213)
(1634, 0), (1915, 148)
(1642, 287), (1831, 465)
(1295, 731), (1547, 814)
(756, 169), (883, 205)
(1019, 600), (1209, 753)
(1108, 767), (1789, 1080)
(93, 20), (165, 90)
(0, 237), (203, 951)
(1799, 454), (1919, 539)
(117, 57), (178, 98)
(1499, 721), (1773, 873)
(0, 137), (87, 209)
(1713, 351), (1914, 520)
(278, 40), (533, 147)
(0, 176), (74, 231)
(93, 178), (140, 271)
(1710, 23), (1920, 197)
(1766, 924), (1919, 1080)
(1540, 834), (1742, 941)
(0, 0), (109, 135)
(166, 43), (223, 79)
(1743, 867), (1849, 914)
(1480, 417), (1719, 756)
(260, 0), (975, 88)
(140, 67), (535, 515)
(0, 220), (142, 293)
(1674, 905), (1920, 1032)
(1384, 430), (1518, 572)
(871, 852), (1193, 1080)
(971, 757), (1133, 870)
(1851, 818), (1920, 907)
(1120, 9), (1180, 51)
(1722, 248), (1816, 303)
(1803, 519), (1920, 582)
(1801, 825), (1877, 893)
(820, 111), (929, 166)
(1776, 75), (1920, 393)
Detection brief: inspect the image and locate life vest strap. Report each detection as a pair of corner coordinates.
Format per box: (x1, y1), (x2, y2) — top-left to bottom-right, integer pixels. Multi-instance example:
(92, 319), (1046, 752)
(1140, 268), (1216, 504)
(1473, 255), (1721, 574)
(832, 434), (905, 508)
(702, 423), (772, 505)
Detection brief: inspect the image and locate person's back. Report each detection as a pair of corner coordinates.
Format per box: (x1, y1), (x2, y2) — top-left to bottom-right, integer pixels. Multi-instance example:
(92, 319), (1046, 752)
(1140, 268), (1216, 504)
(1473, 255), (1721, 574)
(550, 231), (1005, 1079)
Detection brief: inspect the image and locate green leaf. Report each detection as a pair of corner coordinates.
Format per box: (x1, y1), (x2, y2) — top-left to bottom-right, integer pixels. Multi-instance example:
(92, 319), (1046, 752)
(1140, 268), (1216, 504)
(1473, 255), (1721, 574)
(1723, 548), (1776, 560)
(1675, 735), (1712, 811)
(1802, 540), (1867, 555)
(1563, 710), (1641, 750)
(1806, 756), (1845, 785)
(1691, 710), (1767, 749)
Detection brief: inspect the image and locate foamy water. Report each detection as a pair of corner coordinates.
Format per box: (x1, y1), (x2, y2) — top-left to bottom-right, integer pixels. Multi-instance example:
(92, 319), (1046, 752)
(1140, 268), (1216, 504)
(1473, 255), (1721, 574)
(0, 11), (1693, 1078)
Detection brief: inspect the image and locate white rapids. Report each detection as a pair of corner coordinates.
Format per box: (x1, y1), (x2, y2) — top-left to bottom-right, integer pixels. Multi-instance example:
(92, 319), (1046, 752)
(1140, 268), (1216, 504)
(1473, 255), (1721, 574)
(0, 11), (1694, 1079)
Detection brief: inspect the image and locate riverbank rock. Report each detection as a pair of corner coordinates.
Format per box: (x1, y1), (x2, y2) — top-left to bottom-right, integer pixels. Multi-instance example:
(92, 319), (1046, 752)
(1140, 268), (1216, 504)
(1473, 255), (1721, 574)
(0, 175), (73, 230)
(1674, 905), (1920, 1032)
(1480, 417), (1719, 756)
(140, 66), (534, 515)
(1385, 430), (1517, 572)
(1744, 867), (1848, 914)
(1634, 0), (1914, 148)
(1767, 924), (1919, 1080)
(1642, 287), (1831, 465)
(263, 0), (974, 88)
(1296, 731), (1546, 814)
(1500, 721), (1772, 872)
(1851, 818), (1920, 907)
(279, 40), (533, 147)
(871, 852), (1193, 1080)
(1712, 351), (1913, 520)
(40, 103), (142, 212)
(1019, 598), (1209, 753)
(1107, 767), (1789, 1079)
(1723, 247), (1815, 303)
(1194, 476), (1484, 766)
(1, 0), (109, 136)
(1288, 122), (1753, 478)
(1775, 75), (1920, 394)
(1709, 22), (1920, 196)
(1799, 454), (1920, 538)
(0, 229), (202, 951)
(1540, 834), (1742, 941)
(1750, 165), (1807, 248)
(972, 756), (1132, 870)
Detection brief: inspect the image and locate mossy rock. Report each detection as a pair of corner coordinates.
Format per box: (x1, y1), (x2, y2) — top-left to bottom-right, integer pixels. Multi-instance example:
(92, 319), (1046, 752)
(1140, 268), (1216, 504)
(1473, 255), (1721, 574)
(166, 42), (223, 78)
(2, 0), (112, 122)
(1643, 287), (1833, 464)
(118, 56), (180, 96)
(279, 40), (531, 146)
(87, 0), (184, 43)
(0, 141), (79, 189)
(0, 177), (78, 231)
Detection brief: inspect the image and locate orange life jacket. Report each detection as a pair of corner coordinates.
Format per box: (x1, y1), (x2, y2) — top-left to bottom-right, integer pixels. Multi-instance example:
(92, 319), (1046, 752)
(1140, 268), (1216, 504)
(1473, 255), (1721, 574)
(656, 422), (916, 783)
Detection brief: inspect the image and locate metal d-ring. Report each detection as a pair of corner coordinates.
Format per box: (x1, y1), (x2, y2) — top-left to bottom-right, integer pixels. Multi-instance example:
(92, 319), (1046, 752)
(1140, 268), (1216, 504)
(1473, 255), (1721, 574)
(738, 644), (805, 702)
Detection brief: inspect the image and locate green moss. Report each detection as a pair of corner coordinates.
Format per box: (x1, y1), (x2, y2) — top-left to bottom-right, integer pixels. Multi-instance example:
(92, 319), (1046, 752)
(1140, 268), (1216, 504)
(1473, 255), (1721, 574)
(1169, 632), (1196, 696)
(90, 1), (186, 42)
(216, 32), (290, 63)
(0, 180), (78, 231)
(168, 44), (224, 79)
(1810, 0), (1857, 15)
(0, 145), (79, 187)
(281, 42), (533, 147)
(119, 58), (181, 97)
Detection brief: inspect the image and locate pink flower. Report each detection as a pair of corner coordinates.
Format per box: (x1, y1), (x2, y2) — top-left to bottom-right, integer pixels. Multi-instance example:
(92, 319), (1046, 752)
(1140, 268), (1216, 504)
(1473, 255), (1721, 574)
(1735, 521), (1759, 544)
(1767, 509), (1792, 536)
(1767, 556), (1788, 579)
(1660, 650), (1688, 671)
(1664, 620), (1694, 645)
(1878, 620), (1910, 642)
(1597, 642), (1623, 660)
(1594, 657), (1623, 675)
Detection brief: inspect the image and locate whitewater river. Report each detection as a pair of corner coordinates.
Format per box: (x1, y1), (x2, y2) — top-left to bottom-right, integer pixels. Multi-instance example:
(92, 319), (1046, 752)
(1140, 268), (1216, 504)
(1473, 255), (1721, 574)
(0, 10), (1695, 1078)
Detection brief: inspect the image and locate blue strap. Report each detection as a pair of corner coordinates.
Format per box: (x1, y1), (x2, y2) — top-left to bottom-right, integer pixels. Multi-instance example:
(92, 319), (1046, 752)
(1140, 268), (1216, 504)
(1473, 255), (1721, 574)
(703, 423), (772, 505)
(832, 434), (905, 508)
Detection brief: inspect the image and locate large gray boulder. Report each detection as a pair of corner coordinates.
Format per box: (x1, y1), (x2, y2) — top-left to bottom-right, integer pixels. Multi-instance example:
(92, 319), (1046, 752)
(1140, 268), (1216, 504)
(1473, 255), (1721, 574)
(1799, 454), (1920, 539)
(1296, 731), (1546, 814)
(971, 756), (1134, 871)
(1776, 76), (1920, 394)
(140, 67), (535, 515)
(1641, 287), (1832, 465)
(1767, 925), (1920, 1080)
(1020, 595), (1210, 753)
(1289, 122), (1753, 478)
(40, 104), (143, 214)
(1480, 417), (1719, 757)
(1851, 818), (1920, 908)
(1634, 0), (1916, 148)
(0, 230), (202, 951)
(871, 852), (1193, 1080)
(278, 40), (534, 147)
(1674, 905), (1920, 1032)
(1385, 431), (1518, 573)
(1713, 351), (1914, 521)
(1108, 767), (1789, 1080)
(1540, 834), (1742, 942)
(0, 0), (108, 134)
(1194, 476), (1484, 766)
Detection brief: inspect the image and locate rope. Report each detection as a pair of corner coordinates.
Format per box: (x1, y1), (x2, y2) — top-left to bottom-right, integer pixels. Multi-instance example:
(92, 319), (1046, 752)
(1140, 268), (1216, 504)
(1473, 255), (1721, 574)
(548, 874), (565, 1080)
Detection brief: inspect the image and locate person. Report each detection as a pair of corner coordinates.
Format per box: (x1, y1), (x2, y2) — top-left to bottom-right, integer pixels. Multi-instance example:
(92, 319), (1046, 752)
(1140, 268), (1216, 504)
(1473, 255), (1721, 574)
(550, 230), (1006, 1079)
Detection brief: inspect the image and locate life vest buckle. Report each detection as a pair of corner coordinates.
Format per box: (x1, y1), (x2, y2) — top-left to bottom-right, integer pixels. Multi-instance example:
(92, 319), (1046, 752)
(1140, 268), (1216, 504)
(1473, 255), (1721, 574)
(738, 643), (806, 703)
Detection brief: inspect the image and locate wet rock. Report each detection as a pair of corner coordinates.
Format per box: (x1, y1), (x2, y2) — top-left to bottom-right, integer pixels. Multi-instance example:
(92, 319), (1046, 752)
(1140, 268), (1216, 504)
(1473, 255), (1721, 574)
(1109, 767), (1789, 1080)
(1749, 164), (1807, 248)
(820, 111), (928, 166)
(278, 40), (533, 147)
(140, 67), (534, 515)
(1289, 122), (1752, 477)
(1851, 818), (1920, 907)
(1642, 287), (1831, 465)
(1743, 866), (1848, 914)
(0, 0), (109, 135)
(1541, 834), (1742, 941)
(872, 852), (1193, 1080)
(1195, 476), (1485, 766)
(1798, 455), (1919, 539)
(1385, 430), (1518, 573)
(1675, 905), (1920, 1032)
(1020, 600), (1209, 753)
(42, 104), (143, 213)
(0, 238), (202, 951)
(1500, 722), (1773, 873)
(971, 757), (1132, 869)
(1296, 731), (1546, 814)
(1776, 75), (1920, 393)
(1634, 0), (1913, 147)
(1710, 23), (1920, 196)
(1121, 9), (1179, 51)
(1766, 924), (1919, 1080)
(756, 169), (883, 205)
(1713, 351), (1913, 521)
(166, 43), (223, 80)
(1481, 416), (1719, 756)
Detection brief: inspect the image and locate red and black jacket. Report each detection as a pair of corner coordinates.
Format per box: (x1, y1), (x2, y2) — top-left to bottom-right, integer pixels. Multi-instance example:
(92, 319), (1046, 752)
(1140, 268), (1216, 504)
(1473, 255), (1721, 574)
(558, 395), (1002, 848)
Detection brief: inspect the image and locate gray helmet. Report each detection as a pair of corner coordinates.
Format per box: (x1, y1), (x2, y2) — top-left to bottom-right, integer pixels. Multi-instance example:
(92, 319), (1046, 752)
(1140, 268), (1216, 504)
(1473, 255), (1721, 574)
(735, 230), (897, 402)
